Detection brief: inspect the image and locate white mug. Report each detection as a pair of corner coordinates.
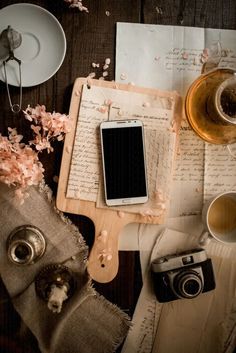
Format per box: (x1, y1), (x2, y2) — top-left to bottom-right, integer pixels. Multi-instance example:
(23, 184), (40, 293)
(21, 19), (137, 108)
(200, 191), (236, 245)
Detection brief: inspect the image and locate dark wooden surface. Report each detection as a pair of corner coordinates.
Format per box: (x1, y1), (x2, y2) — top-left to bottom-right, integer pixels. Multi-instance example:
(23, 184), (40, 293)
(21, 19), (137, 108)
(1, 0), (236, 352)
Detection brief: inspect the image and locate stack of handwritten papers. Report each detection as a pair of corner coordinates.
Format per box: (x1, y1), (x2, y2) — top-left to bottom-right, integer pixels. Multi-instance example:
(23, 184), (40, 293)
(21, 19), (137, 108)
(65, 81), (182, 218)
(116, 23), (236, 217)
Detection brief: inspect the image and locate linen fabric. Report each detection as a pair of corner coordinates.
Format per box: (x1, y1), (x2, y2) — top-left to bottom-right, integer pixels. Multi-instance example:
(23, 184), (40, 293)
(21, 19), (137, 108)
(0, 182), (131, 353)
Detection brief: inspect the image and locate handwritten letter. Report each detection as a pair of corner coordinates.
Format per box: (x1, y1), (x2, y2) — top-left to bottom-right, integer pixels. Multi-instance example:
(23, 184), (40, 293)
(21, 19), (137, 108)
(66, 84), (179, 216)
(165, 48), (203, 73)
(204, 144), (236, 201)
(169, 123), (205, 216)
(116, 23), (236, 96)
(66, 94), (107, 201)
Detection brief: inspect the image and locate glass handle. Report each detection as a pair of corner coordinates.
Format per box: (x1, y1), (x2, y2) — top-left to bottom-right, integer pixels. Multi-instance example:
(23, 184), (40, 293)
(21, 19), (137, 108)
(227, 144), (236, 159)
(201, 40), (222, 74)
(198, 230), (211, 247)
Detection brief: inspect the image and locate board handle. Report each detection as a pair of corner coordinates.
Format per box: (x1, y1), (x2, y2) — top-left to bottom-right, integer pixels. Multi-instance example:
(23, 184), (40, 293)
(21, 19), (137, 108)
(87, 220), (125, 283)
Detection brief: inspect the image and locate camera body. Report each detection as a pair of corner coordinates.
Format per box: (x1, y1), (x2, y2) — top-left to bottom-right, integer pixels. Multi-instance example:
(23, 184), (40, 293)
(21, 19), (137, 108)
(151, 248), (215, 303)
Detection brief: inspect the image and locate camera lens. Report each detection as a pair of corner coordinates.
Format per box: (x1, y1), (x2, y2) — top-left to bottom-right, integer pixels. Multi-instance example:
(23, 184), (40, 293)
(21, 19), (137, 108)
(174, 271), (203, 299)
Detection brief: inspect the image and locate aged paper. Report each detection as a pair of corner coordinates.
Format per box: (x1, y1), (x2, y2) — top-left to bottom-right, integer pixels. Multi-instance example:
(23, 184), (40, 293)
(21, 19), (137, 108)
(204, 144), (236, 201)
(116, 24), (236, 353)
(66, 84), (179, 216)
(169, 126), (204, 216)
(121, 227), (236, 353)
(121, 228), (199, 353)
(116, 23), (236, 96)
(116, 23), (236, 216)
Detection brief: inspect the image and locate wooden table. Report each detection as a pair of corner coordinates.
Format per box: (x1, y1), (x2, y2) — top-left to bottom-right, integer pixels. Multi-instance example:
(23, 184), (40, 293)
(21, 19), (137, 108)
(0, 0), (236, 352)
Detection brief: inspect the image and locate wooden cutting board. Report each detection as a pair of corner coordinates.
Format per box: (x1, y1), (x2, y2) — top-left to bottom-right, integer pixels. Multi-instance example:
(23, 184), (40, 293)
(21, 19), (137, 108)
(56, 78), (181, 283)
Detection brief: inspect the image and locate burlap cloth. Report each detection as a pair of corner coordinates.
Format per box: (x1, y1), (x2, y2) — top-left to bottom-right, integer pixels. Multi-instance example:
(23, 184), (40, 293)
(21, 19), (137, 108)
(0, 182), (131, 353)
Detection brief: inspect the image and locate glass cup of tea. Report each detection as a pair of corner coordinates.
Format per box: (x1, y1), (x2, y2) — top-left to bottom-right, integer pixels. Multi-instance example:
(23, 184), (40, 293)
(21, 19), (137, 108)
(199, 191), (236, 245)
(185, 68), (236, 157)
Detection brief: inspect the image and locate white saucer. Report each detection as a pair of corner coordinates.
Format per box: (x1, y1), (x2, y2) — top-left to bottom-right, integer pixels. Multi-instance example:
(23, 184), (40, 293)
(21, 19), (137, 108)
(0, 3), (66, 87)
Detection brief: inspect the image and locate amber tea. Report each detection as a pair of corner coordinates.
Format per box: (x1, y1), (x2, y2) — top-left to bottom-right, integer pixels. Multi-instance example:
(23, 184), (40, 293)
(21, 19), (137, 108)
(201, 191), (236, 245)
(185, 68), (236, 144)
(208, 195), (236, 236)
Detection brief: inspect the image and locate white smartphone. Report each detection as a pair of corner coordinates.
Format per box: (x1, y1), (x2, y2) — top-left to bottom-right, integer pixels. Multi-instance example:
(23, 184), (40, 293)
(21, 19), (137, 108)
(100, 119), (148, 206)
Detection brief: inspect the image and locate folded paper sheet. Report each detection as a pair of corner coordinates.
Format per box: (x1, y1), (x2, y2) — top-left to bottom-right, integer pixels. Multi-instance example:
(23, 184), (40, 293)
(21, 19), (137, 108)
(116, 24), (236, 96)
(116, 23), (236, 216)
(121, 228), (236, 353)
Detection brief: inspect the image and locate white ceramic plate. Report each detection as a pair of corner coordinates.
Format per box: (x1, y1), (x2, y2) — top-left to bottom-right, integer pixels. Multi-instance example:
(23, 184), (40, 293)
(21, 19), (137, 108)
(0, 3), (66, 87)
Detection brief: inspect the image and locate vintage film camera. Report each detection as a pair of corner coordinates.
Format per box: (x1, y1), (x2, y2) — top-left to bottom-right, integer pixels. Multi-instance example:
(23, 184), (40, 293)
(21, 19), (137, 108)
(151, 248), (215, 303)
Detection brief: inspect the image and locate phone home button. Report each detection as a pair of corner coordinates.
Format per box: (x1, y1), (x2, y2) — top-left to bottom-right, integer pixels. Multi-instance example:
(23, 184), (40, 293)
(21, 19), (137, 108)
(122, 199), (131, 204)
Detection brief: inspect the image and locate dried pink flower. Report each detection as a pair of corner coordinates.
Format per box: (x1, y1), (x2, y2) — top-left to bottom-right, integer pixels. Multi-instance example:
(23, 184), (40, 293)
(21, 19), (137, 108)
(88, 72), (96, 78)
(117, 211), (125, 218)
(0, 128), (44, 203)
(88, 58), (111, 82)
(120, 73), (127, 80)
(182, 52), (189, 60)
(97, 106), (107, 114)
(23, 105), (71, 153)
(92, 62), (99, 68)
(98, 247), (112, 261)
(104, 99), (113, 106)
(143, 102), (150, 108)
(64, 0), (89, 12)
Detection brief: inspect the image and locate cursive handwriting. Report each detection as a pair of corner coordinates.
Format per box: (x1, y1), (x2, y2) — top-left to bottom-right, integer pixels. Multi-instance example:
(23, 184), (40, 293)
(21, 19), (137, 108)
(204, 144), (236, 201)
(66, 84), (178, 215)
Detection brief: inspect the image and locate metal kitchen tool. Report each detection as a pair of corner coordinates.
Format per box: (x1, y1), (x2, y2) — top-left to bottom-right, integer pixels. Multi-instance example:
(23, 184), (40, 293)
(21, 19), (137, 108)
(7, 225), (46, 265)
(0, 25), (22, 113)
(35, 264), (76, 313)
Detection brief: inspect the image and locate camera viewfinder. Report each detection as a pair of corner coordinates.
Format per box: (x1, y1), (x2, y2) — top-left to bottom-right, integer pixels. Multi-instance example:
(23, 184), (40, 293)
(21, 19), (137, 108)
(182, 255), (194, 265)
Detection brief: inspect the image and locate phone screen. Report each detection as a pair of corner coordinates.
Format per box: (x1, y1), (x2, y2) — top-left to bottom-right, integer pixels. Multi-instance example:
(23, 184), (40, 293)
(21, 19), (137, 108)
(101, 122), (148, 205)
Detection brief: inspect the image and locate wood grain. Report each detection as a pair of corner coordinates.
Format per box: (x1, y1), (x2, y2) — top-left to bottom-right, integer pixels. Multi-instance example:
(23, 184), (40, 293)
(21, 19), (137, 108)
(1, 0), (236, 351)
(56, 77), (180, 282)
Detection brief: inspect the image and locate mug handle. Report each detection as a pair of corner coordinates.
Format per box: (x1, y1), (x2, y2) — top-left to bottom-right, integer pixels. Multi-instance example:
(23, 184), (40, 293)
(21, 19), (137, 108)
(198, 230), (212, 246)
